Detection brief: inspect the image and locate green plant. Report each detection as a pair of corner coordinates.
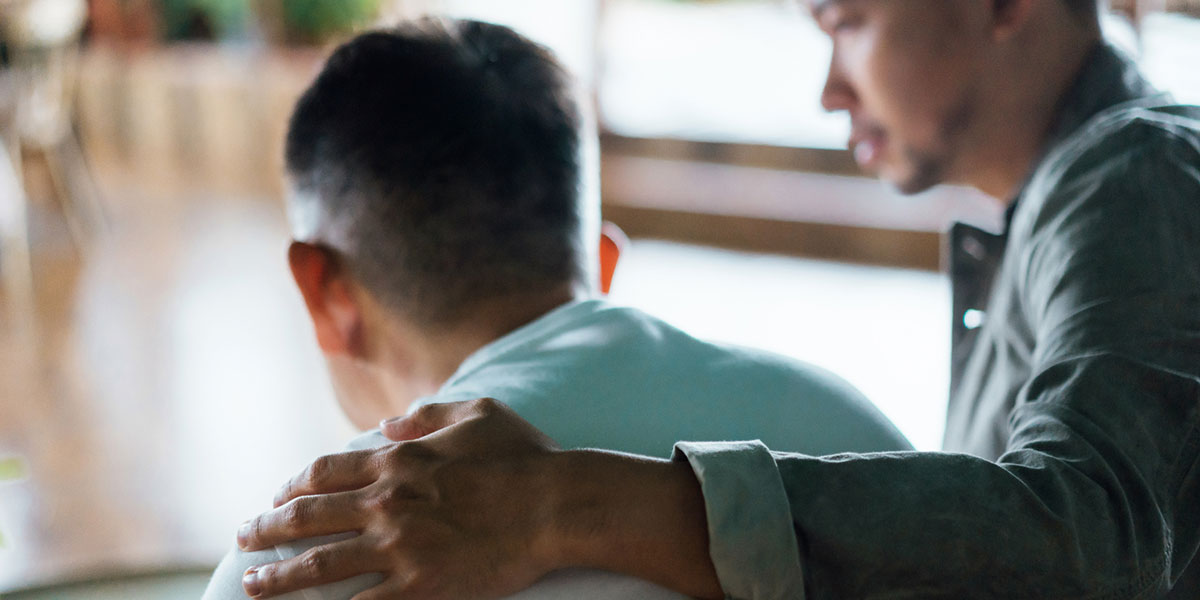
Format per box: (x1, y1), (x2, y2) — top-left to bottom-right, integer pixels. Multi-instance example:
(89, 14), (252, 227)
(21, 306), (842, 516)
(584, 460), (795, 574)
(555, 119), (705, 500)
(281, 0), (381, 44)
(0, 456), (25, 548)
(160, 0), (251, 41)
(0, 457), (20, 481)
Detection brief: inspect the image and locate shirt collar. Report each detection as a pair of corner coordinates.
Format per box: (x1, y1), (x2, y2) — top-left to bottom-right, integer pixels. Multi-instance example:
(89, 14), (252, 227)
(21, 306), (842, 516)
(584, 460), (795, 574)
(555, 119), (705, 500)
(437, 298), (603, 391)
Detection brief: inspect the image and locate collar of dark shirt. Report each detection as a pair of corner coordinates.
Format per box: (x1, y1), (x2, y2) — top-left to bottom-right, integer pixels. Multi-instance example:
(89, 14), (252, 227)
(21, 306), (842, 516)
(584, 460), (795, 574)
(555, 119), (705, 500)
(1001, 42), (1161, 232)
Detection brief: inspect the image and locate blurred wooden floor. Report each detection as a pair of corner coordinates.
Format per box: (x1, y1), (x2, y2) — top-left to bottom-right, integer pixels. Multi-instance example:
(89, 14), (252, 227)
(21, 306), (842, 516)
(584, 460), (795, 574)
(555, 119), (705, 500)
(0, 188), (357, 593)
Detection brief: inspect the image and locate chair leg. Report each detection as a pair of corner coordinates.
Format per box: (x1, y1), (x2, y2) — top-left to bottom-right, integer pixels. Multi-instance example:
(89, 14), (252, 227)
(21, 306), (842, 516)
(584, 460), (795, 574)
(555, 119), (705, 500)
(42, 129), (108, 250)
(1, 135), (39, 344)
(43, 141), (89, 249)
(61, 126), (108, 235)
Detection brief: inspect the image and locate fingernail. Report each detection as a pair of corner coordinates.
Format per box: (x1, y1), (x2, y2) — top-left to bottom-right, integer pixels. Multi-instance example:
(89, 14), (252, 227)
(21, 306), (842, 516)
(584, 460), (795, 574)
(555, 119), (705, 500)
(380, 415), (403, 427)
(237, 520), (252, 549)
(243, 566), (262, 597)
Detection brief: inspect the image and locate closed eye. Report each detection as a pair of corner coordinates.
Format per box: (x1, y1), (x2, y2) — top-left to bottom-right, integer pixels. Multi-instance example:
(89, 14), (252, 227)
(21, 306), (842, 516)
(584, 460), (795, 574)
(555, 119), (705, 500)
(814, 1), (864, 35)
(831, 15), (863, 33)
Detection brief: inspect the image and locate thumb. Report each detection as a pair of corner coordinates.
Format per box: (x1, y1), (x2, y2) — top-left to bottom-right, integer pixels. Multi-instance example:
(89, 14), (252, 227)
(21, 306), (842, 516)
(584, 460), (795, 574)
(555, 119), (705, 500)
(380, 399), (490, 441)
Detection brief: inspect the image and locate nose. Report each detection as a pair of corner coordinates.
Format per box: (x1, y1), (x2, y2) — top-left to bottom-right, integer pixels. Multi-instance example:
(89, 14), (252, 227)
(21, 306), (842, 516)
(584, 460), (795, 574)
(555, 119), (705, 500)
(820, 53), (856, 114)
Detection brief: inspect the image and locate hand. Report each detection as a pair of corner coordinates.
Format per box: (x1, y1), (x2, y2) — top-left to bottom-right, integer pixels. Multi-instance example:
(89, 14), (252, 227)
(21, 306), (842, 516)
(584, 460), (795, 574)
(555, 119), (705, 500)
(238, 397), (723, 600)
(236, 398), (564, 599)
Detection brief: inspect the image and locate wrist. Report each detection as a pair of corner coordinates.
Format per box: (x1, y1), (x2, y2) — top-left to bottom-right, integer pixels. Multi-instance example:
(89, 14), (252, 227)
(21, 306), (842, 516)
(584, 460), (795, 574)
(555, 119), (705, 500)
(534, 448), (723, 598)
(532, 449), (609, 571)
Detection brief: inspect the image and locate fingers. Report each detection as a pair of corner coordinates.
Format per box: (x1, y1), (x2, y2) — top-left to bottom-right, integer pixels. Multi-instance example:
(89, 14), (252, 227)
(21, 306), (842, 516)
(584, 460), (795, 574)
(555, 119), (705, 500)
(274, 448), (380, 507)
(242, 534), (383, 599)
(239, 490), (364, 551)
(380, 398), (499, 441)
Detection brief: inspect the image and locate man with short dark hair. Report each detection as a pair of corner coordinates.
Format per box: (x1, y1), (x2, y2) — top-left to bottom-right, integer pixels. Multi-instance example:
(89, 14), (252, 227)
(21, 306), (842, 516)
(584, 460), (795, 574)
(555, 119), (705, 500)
(203, 17), (912, 600)
(236, 1), (1200, 598)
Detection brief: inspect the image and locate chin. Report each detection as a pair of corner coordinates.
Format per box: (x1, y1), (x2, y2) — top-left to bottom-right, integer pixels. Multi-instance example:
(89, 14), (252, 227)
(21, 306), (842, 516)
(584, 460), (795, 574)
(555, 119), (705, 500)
(885, 160), (946, 196)
(892, 178), (938, 196)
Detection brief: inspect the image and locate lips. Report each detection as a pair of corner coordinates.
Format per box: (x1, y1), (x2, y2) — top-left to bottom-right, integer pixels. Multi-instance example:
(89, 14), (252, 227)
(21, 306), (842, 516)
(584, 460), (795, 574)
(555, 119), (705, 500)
(853, 136), (880, 167)
(848, 121), (887, 169)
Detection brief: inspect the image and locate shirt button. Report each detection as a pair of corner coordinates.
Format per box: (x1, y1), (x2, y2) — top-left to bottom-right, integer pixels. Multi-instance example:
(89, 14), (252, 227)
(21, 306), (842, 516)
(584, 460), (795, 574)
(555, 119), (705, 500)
(963, 309), (986, 330)
(961, 235), (988, 261)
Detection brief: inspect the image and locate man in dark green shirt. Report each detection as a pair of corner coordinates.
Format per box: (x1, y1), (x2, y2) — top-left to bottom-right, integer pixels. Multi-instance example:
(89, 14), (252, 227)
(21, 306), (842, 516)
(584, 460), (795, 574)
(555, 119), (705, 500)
(235, 1), (1200, 598)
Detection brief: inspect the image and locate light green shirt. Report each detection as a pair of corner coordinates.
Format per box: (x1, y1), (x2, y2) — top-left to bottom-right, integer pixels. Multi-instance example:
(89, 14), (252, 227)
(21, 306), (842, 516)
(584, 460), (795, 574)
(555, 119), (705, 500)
(205, 298), (911, 599)
(416, 299), (911, 458)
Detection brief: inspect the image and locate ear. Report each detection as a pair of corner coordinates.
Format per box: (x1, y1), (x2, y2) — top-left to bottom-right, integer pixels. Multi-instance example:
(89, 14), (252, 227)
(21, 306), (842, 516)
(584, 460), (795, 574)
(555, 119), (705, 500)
(990, 0), (1035, 42)
(598, 221), (627, 295)
(287, 241), (365, 357)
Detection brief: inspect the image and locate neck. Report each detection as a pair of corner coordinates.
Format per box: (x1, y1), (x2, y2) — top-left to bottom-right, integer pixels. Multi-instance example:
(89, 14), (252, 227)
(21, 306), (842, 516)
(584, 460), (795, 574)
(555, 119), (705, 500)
(375, 284), (583, 415)
(963, 11), (1100, 201)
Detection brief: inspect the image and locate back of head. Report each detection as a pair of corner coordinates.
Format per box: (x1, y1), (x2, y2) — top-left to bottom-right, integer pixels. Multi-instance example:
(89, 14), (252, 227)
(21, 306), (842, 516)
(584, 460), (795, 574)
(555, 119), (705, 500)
(285, 18), (586, 328)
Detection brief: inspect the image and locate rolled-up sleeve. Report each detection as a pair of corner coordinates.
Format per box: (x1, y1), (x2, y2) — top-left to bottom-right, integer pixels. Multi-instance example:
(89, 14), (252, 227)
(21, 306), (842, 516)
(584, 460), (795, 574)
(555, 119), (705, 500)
(673, 441), (806, 600)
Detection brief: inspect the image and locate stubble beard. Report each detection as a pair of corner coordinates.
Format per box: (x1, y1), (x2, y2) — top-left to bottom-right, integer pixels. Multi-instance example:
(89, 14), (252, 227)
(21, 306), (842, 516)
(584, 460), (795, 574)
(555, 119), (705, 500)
(888, 85), (978, 196)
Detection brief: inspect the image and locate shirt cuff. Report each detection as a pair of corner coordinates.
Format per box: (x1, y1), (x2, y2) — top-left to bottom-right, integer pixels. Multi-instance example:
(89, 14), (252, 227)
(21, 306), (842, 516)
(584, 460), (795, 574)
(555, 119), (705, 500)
(673, 441), (806, 600)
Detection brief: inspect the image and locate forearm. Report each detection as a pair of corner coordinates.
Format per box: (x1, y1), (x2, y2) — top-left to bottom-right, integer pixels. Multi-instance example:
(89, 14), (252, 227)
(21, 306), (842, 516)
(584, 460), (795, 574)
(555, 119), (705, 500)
(773, 360), (1197, 598)
(541, 449), (723, 599)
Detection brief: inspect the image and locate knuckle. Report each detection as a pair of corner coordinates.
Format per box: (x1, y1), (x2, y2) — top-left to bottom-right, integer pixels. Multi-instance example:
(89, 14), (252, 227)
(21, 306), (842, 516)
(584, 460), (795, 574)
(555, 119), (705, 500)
(378, 485), (404, 508)
(387, 440), (432, 463)
(474, 397), (501, 413)
(274, 481), (296, 506)
(375, 530), (402, 553)
(382, 443), (406, 462)
(379, 445), (404, 469)
(242, 517), (264, 547)
(298, 548), (331, 579)
(281, 499), (310, 532)
(365, 485), (403, 512)
(307, 455), (335, 485)
(410, 403), (439, 426)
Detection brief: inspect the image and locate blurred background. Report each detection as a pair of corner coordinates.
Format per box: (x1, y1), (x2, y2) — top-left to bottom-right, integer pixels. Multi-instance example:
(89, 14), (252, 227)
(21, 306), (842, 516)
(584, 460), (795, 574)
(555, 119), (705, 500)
(0, 0), (1197, 597)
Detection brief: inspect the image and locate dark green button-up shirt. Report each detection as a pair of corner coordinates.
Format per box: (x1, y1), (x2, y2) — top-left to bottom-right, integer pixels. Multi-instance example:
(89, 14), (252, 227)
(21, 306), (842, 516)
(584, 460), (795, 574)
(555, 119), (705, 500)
(674, 43), (1200, 599)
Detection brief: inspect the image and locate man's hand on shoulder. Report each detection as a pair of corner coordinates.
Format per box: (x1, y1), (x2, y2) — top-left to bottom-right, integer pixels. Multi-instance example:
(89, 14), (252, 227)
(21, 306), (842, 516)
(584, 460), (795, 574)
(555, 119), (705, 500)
(236, 398), (565, 599)
(235, 397), (723, 600)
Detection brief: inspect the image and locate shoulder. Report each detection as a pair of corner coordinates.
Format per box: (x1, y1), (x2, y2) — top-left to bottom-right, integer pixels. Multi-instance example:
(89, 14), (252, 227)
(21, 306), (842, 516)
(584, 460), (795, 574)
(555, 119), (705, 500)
(1023, 100), (1200, 228)
(1008, 102), (1200, 334)
(344, 429), (390, 451)
(445, 302), (912, 453)
(698, 342), (914, 452)
(708, 341), (861, 395)
(535, 303), (883, 417)
(1056, 99), (1200, 168)
(1014, 101), (1200, 260)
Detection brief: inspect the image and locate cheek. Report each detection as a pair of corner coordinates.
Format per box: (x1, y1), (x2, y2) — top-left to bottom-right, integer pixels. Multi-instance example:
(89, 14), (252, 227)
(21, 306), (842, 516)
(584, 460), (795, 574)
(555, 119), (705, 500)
(866, 29), (973, 145)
